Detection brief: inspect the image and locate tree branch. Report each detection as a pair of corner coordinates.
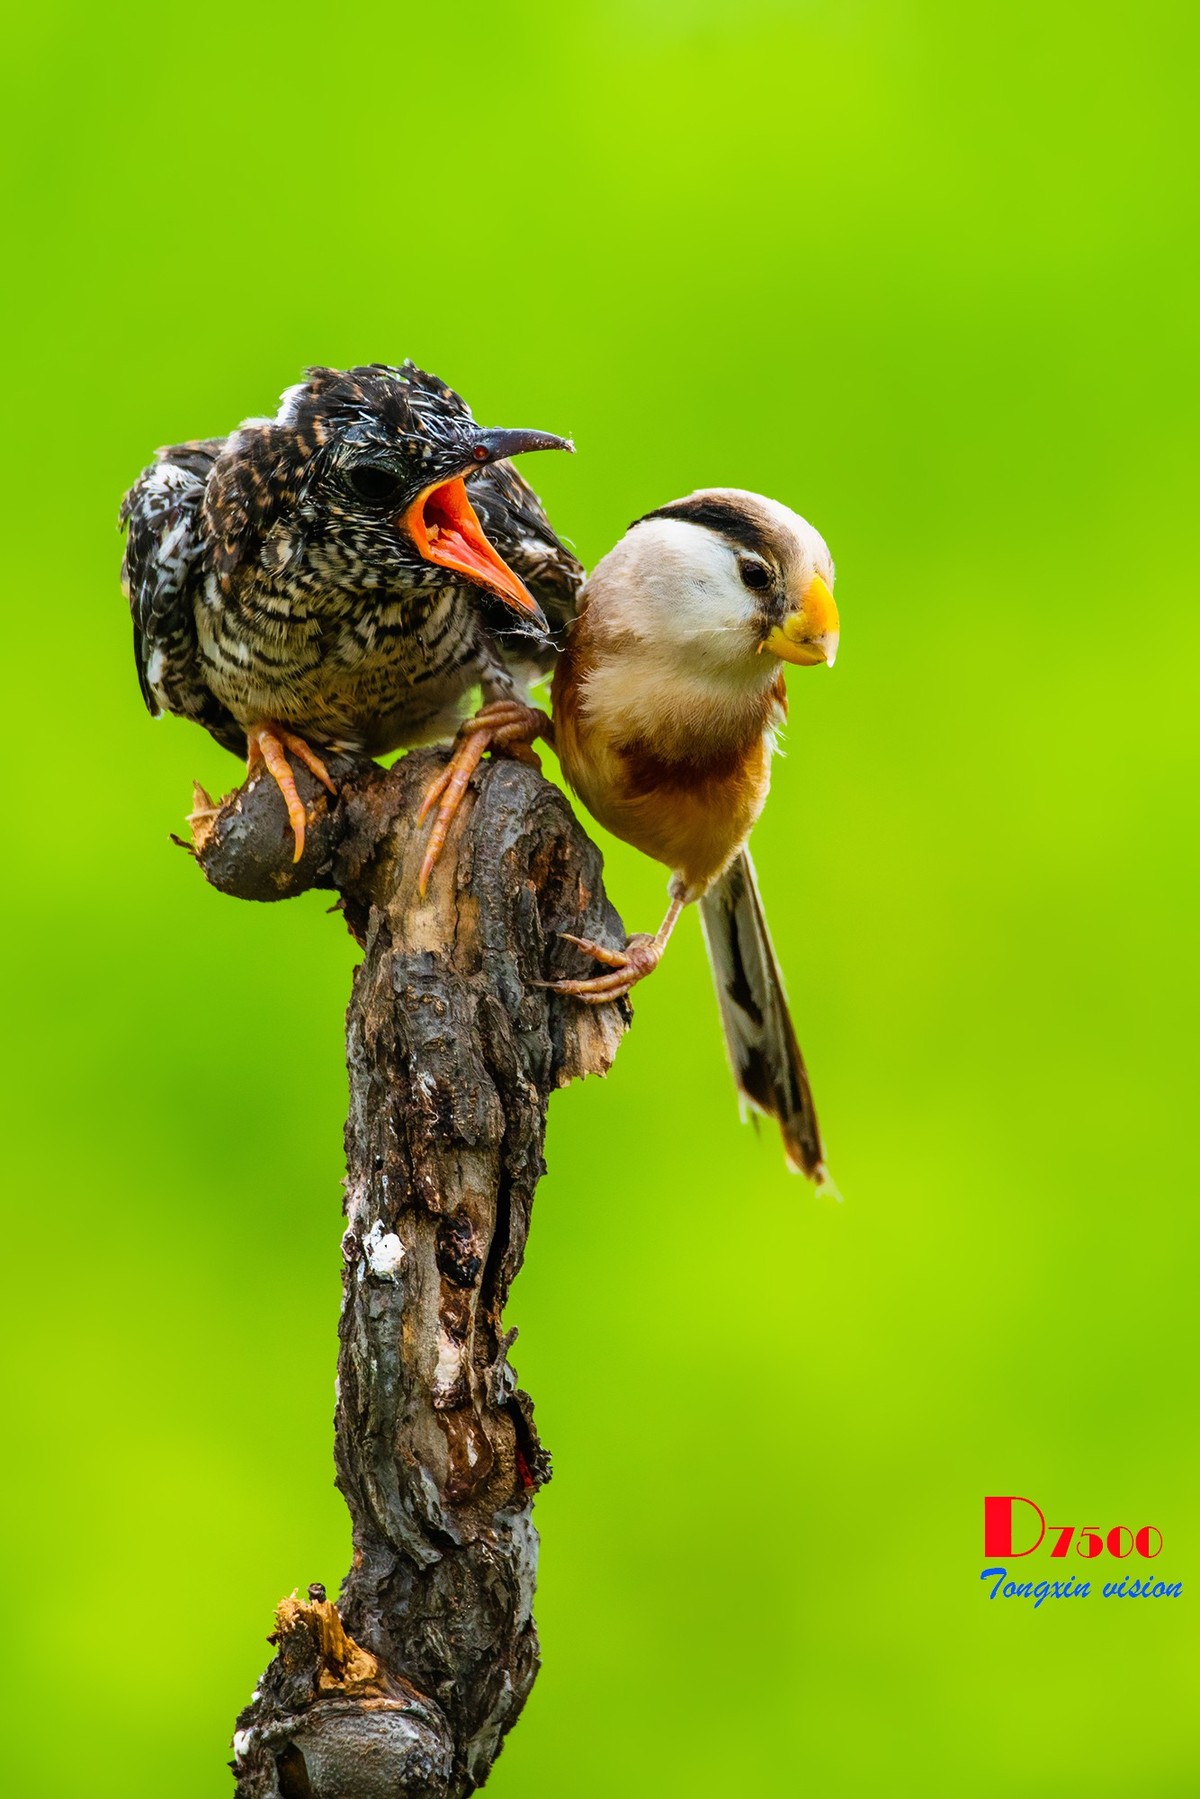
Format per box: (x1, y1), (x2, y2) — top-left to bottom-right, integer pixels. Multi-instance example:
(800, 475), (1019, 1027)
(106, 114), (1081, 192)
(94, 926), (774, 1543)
(187, 749), (628, 1798)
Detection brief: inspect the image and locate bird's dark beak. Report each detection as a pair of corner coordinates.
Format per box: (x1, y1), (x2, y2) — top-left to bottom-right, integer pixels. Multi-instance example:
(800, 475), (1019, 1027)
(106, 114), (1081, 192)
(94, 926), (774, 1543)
(401, 428), (572, 630)
(473, 426), (575, 462)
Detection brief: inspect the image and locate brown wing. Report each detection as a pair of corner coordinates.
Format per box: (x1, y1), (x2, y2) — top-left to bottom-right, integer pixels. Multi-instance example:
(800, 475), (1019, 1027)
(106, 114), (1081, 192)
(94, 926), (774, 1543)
(119, 439), (244, 754)
(466, 458), (584, 658)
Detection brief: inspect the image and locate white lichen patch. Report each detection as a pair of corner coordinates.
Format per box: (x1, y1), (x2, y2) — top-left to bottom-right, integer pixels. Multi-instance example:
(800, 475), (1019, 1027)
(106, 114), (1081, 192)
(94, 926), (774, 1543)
(434, 1329), (462, 1395)
(364, 1219), (404, 1279)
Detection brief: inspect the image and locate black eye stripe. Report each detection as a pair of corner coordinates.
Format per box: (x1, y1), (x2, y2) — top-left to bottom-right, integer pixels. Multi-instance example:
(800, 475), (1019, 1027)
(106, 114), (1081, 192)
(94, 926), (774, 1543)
(633, 496), (777, 564)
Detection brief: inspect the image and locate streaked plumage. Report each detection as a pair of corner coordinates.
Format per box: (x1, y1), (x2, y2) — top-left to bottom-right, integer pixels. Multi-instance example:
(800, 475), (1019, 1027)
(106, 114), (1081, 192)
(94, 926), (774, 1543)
(120, 362), (581, 856)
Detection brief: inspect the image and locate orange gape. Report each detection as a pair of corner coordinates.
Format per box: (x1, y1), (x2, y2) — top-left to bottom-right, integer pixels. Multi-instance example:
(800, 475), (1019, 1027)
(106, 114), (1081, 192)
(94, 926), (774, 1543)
(403, 477), (545, 622)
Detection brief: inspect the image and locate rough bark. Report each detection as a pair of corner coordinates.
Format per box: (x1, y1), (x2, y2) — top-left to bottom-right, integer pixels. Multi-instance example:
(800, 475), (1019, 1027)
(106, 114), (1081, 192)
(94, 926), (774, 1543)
(186, 748), (627, 1798)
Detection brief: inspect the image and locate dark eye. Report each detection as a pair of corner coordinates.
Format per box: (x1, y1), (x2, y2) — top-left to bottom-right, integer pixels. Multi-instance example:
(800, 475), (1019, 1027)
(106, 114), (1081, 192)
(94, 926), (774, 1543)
(739, 558), (772, 591)
(347, 463), (401, 506)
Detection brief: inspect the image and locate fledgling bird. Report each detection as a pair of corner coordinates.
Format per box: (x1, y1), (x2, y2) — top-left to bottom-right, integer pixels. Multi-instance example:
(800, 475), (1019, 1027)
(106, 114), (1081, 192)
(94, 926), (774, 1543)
(120, 363), (581, 866)
(548, 490), (841, 1184)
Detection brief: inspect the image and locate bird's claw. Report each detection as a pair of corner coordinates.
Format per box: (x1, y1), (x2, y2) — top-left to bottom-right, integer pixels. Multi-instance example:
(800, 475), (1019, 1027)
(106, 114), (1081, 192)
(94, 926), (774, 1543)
(540, 931), (662, 1004)
(246, 725), (337, 863)
(417, 701), (548, 894)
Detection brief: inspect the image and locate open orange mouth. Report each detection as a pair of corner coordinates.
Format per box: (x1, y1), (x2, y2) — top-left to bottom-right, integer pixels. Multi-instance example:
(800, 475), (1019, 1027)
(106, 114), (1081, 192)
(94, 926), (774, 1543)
(404, 478), (545, 625)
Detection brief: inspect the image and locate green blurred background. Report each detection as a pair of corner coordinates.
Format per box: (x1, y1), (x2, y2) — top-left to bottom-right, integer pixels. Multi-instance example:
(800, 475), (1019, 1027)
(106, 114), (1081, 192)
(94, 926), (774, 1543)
(2, 1), (1197, 1792)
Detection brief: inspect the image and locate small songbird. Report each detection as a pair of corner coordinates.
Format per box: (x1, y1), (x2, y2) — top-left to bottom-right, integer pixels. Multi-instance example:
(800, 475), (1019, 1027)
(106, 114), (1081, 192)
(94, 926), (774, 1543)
(120, 363), (581, 865)
(548, 490), (841, 1183)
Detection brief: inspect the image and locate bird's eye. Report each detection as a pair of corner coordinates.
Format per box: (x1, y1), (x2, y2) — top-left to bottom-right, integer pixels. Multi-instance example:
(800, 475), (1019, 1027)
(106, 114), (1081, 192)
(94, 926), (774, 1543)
(347, 463), (401, 506)
(738, 559), (772, 591)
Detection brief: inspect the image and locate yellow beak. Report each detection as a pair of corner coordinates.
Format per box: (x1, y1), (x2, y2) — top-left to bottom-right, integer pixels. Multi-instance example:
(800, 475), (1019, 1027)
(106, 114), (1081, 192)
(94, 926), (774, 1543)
(763, 573), (840, 667)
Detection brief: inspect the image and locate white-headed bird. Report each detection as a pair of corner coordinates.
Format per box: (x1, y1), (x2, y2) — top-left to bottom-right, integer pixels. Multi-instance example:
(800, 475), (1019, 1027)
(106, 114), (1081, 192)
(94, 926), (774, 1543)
(549, 490), (840, 1185)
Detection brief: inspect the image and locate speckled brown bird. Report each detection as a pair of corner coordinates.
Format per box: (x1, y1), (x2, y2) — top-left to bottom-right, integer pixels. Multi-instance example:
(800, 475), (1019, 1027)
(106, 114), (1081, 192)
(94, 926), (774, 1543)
(120, 363), (580, 863)
(548, 490), (841, 1184)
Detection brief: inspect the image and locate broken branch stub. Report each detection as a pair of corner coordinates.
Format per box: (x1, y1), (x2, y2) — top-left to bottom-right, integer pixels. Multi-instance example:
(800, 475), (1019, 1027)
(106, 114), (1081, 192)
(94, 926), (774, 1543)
(187, 749), (627, 1798)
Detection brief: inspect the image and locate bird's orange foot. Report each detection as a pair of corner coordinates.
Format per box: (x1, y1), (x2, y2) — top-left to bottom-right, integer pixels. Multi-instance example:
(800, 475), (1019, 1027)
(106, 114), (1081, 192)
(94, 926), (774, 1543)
(417, 700), (549, 894)
(246, 724), (337, 863)
(541, 932), (663, 1004)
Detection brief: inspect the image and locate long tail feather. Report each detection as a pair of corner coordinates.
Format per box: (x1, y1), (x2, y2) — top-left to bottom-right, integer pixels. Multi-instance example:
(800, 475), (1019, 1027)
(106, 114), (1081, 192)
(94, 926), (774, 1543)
(698, 847), (832, 1187)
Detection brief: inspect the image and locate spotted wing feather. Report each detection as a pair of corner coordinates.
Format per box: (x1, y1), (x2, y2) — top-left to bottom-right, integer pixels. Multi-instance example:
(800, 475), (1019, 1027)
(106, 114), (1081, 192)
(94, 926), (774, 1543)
(466, 458), (584, 656)
(120, 440), (243, 753)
